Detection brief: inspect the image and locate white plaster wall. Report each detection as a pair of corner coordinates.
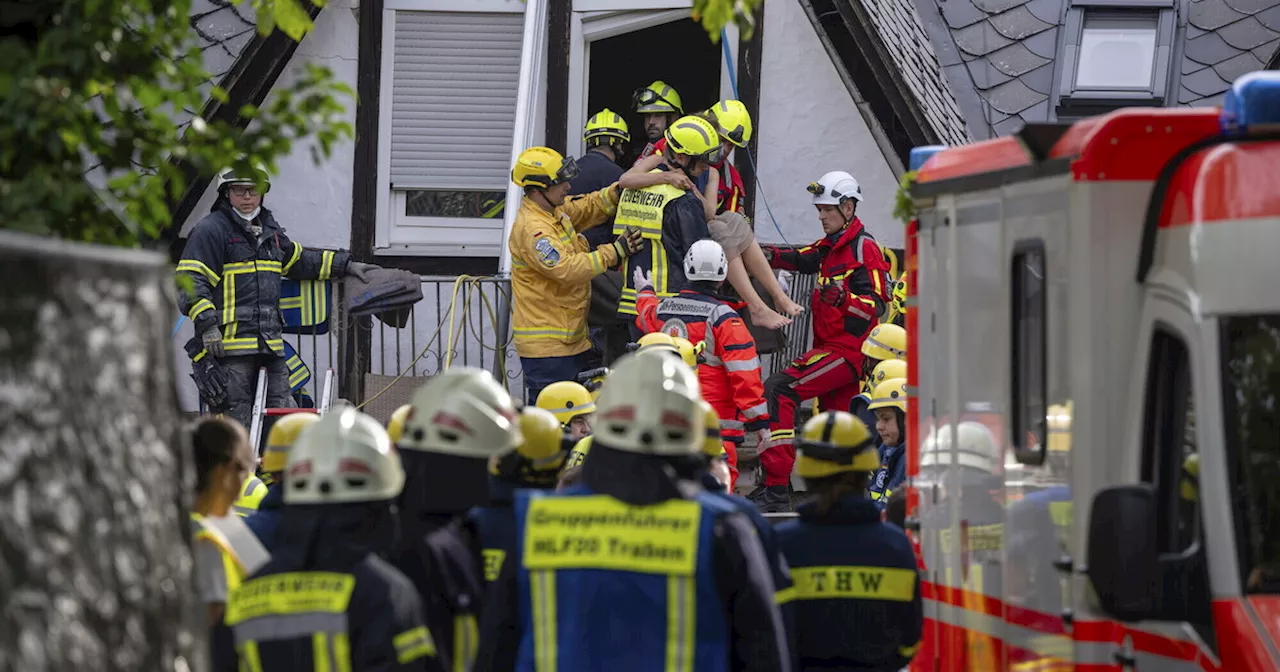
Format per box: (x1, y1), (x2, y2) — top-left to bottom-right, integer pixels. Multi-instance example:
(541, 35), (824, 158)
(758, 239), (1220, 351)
(753, 0), (902, 249)
(175, 1), (360, 411)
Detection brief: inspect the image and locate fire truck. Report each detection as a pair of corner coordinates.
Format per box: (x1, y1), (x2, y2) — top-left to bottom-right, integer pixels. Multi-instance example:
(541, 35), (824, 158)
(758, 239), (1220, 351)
(903, 71), (1280, 671)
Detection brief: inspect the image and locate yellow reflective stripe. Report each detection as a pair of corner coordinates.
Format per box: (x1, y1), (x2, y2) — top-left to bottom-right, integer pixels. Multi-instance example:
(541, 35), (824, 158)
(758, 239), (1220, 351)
(264, 338), (285, 355)
(319, 251), (335, 280)
(279, 297), (304, 309)
(237, 641), (263, 672)
(334, 633), (351, 672)
(589, 250), (604, 275)
(193, 349), (208, 363)
(314, 633), (331, 672)
(452, 614), (478, 672)
(222, 267), (237, 326)
(791, 565), (916, 601)
(223, 338), (259, 352)
(393, 626), (436, 664)
(283, 241), (304, 275)
(665, 575), (694, 672)
(513, 326), (588, 340)
(531, 569), (558, 671)
(177, 259), (221, 286)
(774, 586), (797, 605)
(188, 298), (215, 321)
(225, 573), (356, 624)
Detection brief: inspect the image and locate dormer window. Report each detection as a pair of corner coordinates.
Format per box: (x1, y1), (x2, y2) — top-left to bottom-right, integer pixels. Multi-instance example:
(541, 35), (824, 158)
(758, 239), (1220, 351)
(1057, 0), (1175, 116)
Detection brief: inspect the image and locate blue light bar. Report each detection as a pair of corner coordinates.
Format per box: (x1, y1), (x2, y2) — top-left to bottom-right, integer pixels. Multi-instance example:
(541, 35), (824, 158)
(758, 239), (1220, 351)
(909, 145), (948, 172)
(1220, 71), (1280, 136)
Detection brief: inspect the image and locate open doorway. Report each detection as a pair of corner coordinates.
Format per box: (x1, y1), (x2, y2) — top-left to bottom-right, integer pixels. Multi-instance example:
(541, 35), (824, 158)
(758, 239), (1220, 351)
(586, 18), (722, 165)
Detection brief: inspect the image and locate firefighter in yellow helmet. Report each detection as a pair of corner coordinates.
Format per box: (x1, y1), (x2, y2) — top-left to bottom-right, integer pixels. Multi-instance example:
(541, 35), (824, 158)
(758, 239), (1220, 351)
(633, 80), (684, 156)
(573, 109), (632, 254)
(471, 406), (568, 592)
(850, 349), (907, 432)
(510, 145), (642, 405)
(244, 411), (320, 548)
(219, 408), (440, 672)
(387, 403), (411, 444)
(232, 471), (267, 517)
(535, 380), (596, 441)
(615, 116), (722, 334)
(475, 350), (792, 671)
(775, 411), (922, 670)
(888, 272), (908, 326)
(866, 377), (909, 506)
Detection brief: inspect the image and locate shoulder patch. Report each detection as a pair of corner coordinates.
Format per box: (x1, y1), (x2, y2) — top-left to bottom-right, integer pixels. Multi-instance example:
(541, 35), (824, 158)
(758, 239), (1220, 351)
(535, 237), (561, 267)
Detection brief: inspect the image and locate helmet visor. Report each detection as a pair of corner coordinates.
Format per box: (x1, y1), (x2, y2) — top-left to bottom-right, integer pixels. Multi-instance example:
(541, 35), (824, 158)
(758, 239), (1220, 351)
(697, 145), (726, 167)
(633, 87), (678, 111)
(551, 155), (580, 185)
(717, 123), (747, 147)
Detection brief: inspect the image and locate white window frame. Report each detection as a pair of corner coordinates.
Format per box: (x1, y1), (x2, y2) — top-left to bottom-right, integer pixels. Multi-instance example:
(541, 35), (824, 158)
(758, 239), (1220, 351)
(375, 0), (528, 258)
(566, 4), (740, 160)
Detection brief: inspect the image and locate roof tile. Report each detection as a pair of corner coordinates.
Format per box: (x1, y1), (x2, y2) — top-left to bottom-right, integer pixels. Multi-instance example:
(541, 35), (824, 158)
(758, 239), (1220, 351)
(1184, 30), (1241, 65)
(1189, 0), (1248, 31)
(1251, 37), (1280, 61)
(1181, 65), (1233, 96)
(1179, 85), (1205, 104)
(989, 41), (1052, 76)
(989, 6), (1054, 40)
(1019, 62), (1055, 94)
(955, 20), (1017, 57)
(986, 77), (1047, 113)
(1183, 57), (1210, 75)
(941, 0), (989, 29)
(1224, 0), (1277, 15)
(1257, 5), (1280, 31)
(1024, 0), (1066, 25)
(993, 114), (1027, 135)
(967, 57), (1015, 88)
(973, 0), (1031, 15)
(1022, 26), (1059, 58)
(1216, 15), (1280, 49)
(1019, 98), (1051, 124)
(1213, 50), (1265, 79)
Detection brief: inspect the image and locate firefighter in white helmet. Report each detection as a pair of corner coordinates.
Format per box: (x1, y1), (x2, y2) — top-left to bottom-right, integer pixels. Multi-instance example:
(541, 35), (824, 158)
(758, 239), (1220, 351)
(220, 407), (441, 671)
(475, 350), (793, 671)
(388, 367), (520, 672)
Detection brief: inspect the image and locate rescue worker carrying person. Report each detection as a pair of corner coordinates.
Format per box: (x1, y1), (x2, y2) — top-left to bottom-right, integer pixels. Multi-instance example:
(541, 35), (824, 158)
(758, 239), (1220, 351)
(474, 350), (793, 672)
(614, 116), (722, 329)
(390, 367), (519, 672)
(219, 407), (442, 672)
(633, 238), (770, 492)
(244, 411), (320, 548)
(632, 80), (684, 163)
(755, 170), (892, 513)
(775, 411), (923, 672)
(177, 164), (380, 429)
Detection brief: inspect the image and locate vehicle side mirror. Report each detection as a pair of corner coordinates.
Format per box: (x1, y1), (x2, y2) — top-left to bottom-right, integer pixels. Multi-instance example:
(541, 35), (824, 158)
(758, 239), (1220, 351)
(1086, 484), (1158, 622)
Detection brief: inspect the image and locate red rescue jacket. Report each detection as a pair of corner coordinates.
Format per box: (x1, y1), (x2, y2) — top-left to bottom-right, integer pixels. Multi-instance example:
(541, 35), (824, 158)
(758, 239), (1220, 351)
(634, 288), (769, 440)
(765, 218), (891, 370)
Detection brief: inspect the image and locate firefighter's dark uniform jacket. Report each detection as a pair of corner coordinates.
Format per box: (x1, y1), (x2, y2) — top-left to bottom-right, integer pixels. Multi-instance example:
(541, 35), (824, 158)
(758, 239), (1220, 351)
(387, 451), (487, 672)
(245, 483), (285, 549)
(470, 478), (521, 589)
(614, 166), (712, 318)
(177, 200), (350, 358)
(219, 504), (441, 672)
(475, 444), (792, 672)
(868, 444), (906, 508)
(775, 496), (922, 672)
(764, 218), (891, 370)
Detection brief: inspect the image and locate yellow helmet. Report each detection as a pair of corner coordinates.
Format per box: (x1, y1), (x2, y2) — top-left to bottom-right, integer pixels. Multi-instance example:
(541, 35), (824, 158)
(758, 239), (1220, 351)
(564, 435), (592, 470)
(233, 475), (267, 516)
(536, 381), (596, 425)
(870, 359), (907, 387)
(386, 404), (412, 445)
(862, 323), (907, 361)
(892, 273), (908, 314)
(633, 80), (683, 114)
(1181, 452), (1200, 502)
(701, 403), (728, 460)
(866, 377), (908, 413)
(262, 412), (321, 473)
(796, 411), (878, 479)
(708, 99), (752, 148)
(1047, 402), (1073, 453)
(672, 337), (702, 369)
(664, 116), (725, 164)
(584, 108), (630, 144)
(513, 406), (567, 472)
(512, 146), (580, 189)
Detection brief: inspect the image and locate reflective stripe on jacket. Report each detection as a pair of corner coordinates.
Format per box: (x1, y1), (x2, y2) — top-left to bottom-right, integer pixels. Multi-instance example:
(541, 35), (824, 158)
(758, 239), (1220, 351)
(191, 513), (271, 591)
(177, 202), (349, 359)
(615, 172), (710, 317)
(634, 288), (769, 439)
(509, 187), (620, 358)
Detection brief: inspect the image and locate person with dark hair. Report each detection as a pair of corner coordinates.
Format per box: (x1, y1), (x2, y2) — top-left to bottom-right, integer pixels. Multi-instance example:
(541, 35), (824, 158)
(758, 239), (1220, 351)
(775, 411), (922, 671)
(190, 417), (269, 626)
(884, 487), (908, 530)
(867, 377), (909, 508)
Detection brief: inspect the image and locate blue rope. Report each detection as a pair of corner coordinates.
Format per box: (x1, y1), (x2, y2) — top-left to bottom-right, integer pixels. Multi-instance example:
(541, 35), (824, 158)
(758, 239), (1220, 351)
(720, 29), (790, 246)
(172, 316), (186, 337)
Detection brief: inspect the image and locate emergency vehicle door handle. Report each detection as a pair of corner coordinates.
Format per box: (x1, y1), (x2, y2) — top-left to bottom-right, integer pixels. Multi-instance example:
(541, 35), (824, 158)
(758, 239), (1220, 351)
(1113, 650), (1136, 668)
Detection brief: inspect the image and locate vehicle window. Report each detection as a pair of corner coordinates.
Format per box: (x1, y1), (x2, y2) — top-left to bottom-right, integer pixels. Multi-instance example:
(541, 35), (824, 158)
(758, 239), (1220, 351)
(1220, 315), (1280, 594)
(1011, 242), (1047, 464)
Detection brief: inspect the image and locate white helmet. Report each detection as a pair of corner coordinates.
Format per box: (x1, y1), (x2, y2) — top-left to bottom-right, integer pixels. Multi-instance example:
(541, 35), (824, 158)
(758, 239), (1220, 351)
(215, 165), (271, 194)
(594, 351), (705, 456)
(808, 170), (862, 205)
(684, 239), (728, 282)
(919, 421), (998, 473)
(400, 367), (520, 459)
(284, 407), (405, 505)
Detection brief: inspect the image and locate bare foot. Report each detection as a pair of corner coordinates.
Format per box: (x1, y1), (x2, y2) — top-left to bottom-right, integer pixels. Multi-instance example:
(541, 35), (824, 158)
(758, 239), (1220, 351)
(750, 304), (792, 330)
(774, 296), (805, 317)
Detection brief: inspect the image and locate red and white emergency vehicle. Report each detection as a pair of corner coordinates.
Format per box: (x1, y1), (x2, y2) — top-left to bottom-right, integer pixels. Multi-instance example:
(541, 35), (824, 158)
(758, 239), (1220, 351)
(903, 71), (1280, 671)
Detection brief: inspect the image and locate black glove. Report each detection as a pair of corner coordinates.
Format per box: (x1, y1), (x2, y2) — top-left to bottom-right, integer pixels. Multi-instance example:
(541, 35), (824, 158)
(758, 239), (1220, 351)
(576, 367), (609, 385)
(819, 283), (849, 308)
(612, 226), (643, 259)
(191, 357), (229, 410)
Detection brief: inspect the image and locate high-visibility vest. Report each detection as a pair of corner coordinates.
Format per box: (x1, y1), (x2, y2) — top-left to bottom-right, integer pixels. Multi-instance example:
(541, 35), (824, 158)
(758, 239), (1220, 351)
(191, 512), (271, 591)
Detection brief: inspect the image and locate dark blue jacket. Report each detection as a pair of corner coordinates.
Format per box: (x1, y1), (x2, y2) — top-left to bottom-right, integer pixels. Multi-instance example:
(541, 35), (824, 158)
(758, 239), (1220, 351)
(469, 478), (520, 588)
(869, 444), (906, 507)
(848, 393), (878, 443)
(244, 484), (284, 549)
(776, 496), (922, 672)
(568, 149), (625, 249)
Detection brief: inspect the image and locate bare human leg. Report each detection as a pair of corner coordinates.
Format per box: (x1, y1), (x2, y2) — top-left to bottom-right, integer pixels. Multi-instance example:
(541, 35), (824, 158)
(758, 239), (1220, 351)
(743, 241), (804, 317)
(726, 256), (791, 330)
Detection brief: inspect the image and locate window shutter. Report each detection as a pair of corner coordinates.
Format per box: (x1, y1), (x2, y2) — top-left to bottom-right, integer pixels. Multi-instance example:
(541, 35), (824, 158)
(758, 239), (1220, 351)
(390, 11), (523, 191)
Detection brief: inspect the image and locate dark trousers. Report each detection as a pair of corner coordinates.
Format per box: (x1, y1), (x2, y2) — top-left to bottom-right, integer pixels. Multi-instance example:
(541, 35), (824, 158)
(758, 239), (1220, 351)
(521, 353), (587, 406)
(221, 354), (296, 430)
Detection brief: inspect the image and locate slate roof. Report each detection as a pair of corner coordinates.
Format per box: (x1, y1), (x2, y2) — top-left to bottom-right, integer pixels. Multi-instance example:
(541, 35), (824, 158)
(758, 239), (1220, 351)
(182, 0), (259, 128)
(1181, 0), (1280, 105)
(855, 0), (974, 145)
